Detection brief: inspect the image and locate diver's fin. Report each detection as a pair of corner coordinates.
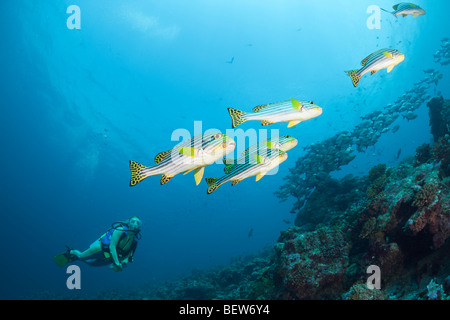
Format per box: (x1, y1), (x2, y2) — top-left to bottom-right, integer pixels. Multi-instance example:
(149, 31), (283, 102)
(206, 178), (220, 194)
(160, 174), (173, 185)
(194, 167), (204, 186)
(344, 70), (362, 87)
(228, 108), (247, 128)
(154, 150), (171, 164)
(129, 160), (149, 186)
(387, 65), (394, 73)
(54, 247), (76, 267)
(288, 120), (301, 128)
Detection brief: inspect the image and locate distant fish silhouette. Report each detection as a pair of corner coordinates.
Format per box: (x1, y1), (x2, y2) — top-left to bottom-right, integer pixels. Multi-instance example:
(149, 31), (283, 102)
(396, 148), (402, 159)
(248, 228), (253, 237)
(226, 57), (234, 64)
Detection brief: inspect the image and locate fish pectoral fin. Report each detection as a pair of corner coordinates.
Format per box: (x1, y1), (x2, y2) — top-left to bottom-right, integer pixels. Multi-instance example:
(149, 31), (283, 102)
(253, 154), (266, 164)
(370, 70), (378, 75)
(291, 98), (303, 111)
(402, 14), (408, 17)
(160, 174), (173, 185)
(194, 167), (205, 186)
(154, 150), (171, 164)
(383, 51), (394, 59)
(231, 179), (243, 186)
(387, 65), (394, 73)
(178, 147), (200, 157)
(255, 172), (266, 182)
(266, 141), (279, 149)
(413, 13), (419, 17)
(261, 120), (275, 126)
(288, 120), (301, 128)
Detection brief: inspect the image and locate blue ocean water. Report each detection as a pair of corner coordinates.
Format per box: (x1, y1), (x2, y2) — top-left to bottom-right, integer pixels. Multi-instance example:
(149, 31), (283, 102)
(0, 0), (449, 299)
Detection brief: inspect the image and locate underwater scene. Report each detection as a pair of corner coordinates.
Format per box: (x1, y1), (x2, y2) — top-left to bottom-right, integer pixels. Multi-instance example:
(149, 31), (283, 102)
(1, 0), (450, 301)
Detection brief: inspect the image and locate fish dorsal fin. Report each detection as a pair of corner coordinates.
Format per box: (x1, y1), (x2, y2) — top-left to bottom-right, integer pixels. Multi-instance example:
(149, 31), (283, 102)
(361, 55), (371, 66)
(387, 65), (394, 73)
(261, 120), (275, 126)
(253, 104), (269, 113)
(154, 150), (171, 164)
(410, 4), (417, 8)
(253, 154), (265, 164)
(383, 51), (394, 59)
(160, 174), (173, 185)
(178, 147), (200, 157)
(224, 164), (234, 174)
(255, 172), (266, 181)
(288, 120), (301, 128)
(291, 98), (303, 111)
(393, 4), (399, 10)
(231, 179), (243, 186)
(194, 167), (204, 186)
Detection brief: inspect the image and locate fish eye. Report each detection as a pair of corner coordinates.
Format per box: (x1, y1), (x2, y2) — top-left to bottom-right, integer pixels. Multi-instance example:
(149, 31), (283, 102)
(214, 133), (222, 139)
(310, 101), (314, 105)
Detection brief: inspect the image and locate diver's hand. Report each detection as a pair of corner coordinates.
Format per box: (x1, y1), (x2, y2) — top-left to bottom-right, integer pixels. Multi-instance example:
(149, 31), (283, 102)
(110, 263), (123, 272)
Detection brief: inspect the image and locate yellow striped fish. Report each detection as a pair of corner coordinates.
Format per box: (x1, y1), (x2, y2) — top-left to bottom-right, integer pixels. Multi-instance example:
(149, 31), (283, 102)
(345, 48), (405, 87)
(382, 3), (426, 18)
(205, 149), (288, 194)
(129, 132), (236, 186)
(228, 99), (322, 128)
(223, 135), (298, 174)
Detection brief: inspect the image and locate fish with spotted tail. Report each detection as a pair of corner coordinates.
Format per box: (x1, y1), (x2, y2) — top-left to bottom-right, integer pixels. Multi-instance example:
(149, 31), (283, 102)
(129, 132), (236, 186)
(345, 48), (405, 87)
(381, 3), (426, 18)
(227, 99), (322, 128)
(206, 148), (288, 194)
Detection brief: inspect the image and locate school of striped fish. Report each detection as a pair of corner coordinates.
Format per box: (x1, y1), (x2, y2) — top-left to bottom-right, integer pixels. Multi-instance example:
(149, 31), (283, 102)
(128, 2), (425, 195)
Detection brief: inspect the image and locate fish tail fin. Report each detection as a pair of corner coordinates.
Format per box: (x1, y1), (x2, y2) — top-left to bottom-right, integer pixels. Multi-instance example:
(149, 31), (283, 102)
(345, 70), (362, 87)
(380, 7), (396, 17)
(205, 178), (220, 194)
(228, 108), (247, 128)
(129, 160), (151, 186)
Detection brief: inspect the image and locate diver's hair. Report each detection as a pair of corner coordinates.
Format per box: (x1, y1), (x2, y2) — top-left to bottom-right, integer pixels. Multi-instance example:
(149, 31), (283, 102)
(112, 216), (142, 232)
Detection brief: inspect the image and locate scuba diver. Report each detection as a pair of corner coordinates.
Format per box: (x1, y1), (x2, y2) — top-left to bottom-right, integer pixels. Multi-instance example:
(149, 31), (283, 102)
(54, 216), (142, 272)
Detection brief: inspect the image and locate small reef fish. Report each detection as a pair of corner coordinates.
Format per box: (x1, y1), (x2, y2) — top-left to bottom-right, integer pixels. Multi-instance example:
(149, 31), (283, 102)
(205, 149), (288, 194)
(228, 99), (322, 128)
(381, 3), (426, 18)
(129, 132), (236, 186)
(223, 135), (298, 174)
(345, 48), (405, 87)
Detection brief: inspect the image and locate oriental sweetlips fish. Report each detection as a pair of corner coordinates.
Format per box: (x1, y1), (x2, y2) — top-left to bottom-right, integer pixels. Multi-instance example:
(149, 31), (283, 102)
(223, 135), (298, 174)
(345, 48), (405, 87)
(205, 148), (288, 194)
(227, 99), (322, 128)
(129, 132), (236, 186)
(381, 3), (426, 18)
